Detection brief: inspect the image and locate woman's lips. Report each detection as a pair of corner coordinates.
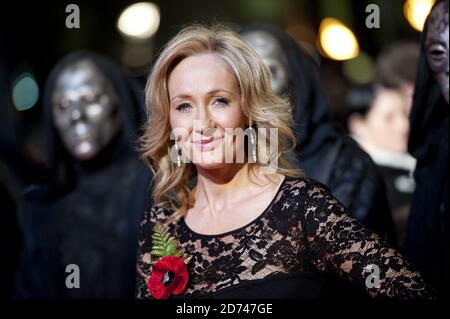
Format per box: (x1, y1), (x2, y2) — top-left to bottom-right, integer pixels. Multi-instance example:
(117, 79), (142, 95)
(192, 137), (222, 150)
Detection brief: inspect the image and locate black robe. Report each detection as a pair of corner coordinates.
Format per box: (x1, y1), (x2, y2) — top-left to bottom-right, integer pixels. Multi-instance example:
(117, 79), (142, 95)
(14, 52), (152, 298)
(402, 0), (449, 298)
(0, 46), (22, 300)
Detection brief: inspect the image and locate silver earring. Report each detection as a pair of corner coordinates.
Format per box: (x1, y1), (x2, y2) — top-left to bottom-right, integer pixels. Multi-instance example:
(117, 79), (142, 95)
(249, 127), (257, 163)
(174, 140), (182, 167)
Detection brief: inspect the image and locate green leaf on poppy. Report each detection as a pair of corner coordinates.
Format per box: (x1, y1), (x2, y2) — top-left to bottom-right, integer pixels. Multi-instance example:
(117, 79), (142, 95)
(151, 223), (183, 259)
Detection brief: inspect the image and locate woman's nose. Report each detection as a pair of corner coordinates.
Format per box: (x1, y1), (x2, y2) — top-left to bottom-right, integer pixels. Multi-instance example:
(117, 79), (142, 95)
(193, 108), (215, 134)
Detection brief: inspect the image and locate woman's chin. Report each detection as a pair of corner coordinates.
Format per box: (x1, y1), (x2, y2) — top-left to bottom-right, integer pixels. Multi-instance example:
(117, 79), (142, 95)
(194, 160), (227, 170)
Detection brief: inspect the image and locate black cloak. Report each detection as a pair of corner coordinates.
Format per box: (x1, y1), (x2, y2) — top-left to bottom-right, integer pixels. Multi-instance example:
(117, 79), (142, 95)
(403, 0), (449, 298)
(0, 42), (22, 300)
(14, 51), (152, 298)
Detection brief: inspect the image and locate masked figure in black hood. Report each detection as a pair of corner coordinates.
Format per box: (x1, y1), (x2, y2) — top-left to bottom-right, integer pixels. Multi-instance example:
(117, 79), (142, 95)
(0, 46), (22, 300)
(403, 0), (449, 298)
(240, 26), (395, 243)
(15, 52), (152, 298)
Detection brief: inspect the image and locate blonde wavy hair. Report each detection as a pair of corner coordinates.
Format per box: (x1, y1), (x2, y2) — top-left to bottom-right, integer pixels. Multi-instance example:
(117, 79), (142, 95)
(140, 24), (303, 219)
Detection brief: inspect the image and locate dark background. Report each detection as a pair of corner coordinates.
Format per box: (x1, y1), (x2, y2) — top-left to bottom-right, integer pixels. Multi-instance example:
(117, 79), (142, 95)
(0, 0), (422, 166)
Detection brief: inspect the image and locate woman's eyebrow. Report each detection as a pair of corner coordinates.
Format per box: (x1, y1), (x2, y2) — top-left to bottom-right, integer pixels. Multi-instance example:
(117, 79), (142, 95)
(171, 94), (192, 102)
(206, 89), (234, 96)
(171, 89), (235, 102)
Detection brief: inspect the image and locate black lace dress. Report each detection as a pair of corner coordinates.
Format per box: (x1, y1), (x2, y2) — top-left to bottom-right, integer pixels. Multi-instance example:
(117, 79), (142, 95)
(136, 176), (431, 299)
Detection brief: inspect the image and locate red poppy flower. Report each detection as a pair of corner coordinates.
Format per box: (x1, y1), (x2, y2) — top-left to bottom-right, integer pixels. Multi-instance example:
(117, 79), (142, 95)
(148, 255), (188, 299)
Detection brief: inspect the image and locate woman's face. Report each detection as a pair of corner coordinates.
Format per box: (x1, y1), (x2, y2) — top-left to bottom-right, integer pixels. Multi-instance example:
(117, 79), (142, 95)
(426, 1), (449, 104)
(168, 53), (247, 169)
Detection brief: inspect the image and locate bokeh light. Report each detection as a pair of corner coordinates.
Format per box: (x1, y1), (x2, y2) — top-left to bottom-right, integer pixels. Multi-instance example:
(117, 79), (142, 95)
(12, 72), (39, 111)
(117, 2), (160, 39)
(404, 0), (435, 32)
(318, 18), (359, 61)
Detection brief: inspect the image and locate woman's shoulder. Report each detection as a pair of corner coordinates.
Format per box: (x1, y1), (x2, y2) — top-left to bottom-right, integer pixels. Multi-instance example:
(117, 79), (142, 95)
(283, 175), (333, 198)
(141, 201), (175, 225)
(281, 175), (345, 212)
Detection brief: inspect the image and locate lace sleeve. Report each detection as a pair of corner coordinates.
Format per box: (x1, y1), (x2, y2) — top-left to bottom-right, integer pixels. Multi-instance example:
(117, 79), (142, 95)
(135, 206), (156, 299)
(300, 181), (433, 298)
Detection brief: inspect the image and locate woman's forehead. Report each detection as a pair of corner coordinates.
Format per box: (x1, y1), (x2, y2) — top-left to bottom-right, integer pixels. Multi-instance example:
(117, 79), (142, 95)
(167, 54), (239, 96)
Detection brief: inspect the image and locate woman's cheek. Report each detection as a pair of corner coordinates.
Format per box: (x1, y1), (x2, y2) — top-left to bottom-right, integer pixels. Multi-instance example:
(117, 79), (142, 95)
(169, 111), (183, 130)
(214, 106), (245, 129)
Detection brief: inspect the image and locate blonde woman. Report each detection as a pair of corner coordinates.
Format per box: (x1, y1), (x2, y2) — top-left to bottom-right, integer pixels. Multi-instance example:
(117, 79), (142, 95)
(136, 24), (431, 299)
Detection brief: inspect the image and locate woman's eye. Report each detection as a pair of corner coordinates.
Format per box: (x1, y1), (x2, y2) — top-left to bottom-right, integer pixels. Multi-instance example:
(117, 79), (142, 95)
(176, 103), (191, 112)
(213, 98), (229, 106)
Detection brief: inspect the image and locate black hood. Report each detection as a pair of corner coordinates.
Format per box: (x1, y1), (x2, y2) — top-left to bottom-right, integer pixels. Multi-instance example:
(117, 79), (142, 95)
(0, 41), (14, 157)
(408, 0), (449, 159)
(402, 1), (449, 296)
(42, 51), (146, 193)
(239, 25), (336, 156)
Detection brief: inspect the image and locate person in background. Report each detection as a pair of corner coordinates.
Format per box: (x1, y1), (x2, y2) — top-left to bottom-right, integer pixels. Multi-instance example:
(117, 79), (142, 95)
(346, 42), (420, 246)
(0, 47), (22, 300)
(403, 0), (449, 299)
(15, 52), (152, 298)
(240, 26), (395, 244)
(0, 45), (49, 300)
(374, 42), (421, 115)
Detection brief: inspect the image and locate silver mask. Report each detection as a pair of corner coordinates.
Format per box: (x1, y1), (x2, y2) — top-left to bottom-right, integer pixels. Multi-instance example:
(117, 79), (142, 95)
(426, 1), (449, 104)
(51, 59), (122, 160)
(241, 30), (289, 96)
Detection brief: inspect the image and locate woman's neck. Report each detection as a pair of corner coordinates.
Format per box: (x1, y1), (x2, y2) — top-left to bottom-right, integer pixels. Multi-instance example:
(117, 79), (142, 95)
(193, 163), (266, 217)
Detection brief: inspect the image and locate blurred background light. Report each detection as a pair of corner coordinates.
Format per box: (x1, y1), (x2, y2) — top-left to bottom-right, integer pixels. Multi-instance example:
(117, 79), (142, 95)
(117, 2), (160, 39)
(12, 72), (39, 111)
(318, 17), (359, 61)
(404, 0), (435, 32)
(342, 51), (375, 84)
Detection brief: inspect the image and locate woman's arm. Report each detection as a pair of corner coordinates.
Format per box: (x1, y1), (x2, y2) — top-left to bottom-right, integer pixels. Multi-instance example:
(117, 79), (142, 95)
(135, 207), (155, 299)
(300, 181), (433, 298)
